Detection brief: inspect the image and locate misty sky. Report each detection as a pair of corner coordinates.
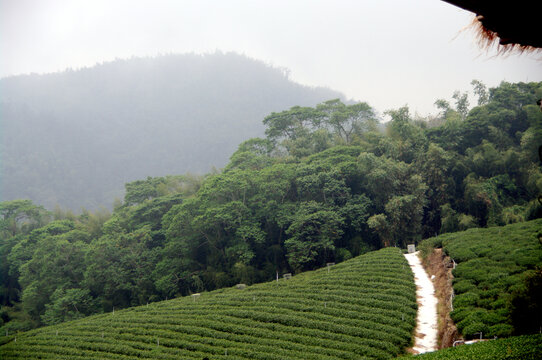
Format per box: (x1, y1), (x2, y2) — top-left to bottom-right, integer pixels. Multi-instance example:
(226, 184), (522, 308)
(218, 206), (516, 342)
(1, 0), (541, 116)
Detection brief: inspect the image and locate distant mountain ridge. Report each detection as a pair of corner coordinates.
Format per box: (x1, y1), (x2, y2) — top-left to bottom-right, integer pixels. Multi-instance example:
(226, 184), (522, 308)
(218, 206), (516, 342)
(0, 52), (344, 210)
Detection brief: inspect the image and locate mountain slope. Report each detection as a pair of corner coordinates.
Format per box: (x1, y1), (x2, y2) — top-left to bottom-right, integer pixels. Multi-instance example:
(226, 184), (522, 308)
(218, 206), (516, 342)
(0, 248), (416, 359)
(0, 52), (343, 210)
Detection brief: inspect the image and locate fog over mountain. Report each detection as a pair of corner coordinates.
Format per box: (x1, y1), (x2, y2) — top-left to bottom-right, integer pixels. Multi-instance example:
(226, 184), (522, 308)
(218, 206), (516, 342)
(0, 52), (344, 210)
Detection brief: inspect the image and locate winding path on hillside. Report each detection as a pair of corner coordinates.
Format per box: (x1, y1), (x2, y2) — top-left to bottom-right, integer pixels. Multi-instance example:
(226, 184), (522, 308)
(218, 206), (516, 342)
(404, 251), (438, 354)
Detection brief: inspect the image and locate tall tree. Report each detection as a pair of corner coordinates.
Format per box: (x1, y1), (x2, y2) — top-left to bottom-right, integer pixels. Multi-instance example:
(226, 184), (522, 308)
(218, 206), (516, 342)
(452, 90), (470, 120)
(317, 99), (376, 144)
(471, 79), (489, 106)
(284, 201), (344, 272)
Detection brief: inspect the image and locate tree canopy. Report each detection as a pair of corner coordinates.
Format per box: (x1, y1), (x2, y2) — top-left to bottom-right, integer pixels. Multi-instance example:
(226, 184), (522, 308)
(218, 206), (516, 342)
(1, 80), (541, 335)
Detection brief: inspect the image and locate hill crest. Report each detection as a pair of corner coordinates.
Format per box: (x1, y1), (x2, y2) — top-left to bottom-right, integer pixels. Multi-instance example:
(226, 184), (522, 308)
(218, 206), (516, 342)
(0, 52), (344, 210)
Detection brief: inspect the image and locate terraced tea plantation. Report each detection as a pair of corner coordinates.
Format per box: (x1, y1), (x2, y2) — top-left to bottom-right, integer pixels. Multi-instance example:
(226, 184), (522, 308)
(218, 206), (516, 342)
(0, 248), (416, 360)
(414, 334), (542, 360)
(420, 219), (542, 338)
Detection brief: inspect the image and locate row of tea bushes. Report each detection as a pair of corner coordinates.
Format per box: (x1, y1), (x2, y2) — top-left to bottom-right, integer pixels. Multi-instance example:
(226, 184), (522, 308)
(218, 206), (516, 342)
(419, 219), (542, 338)
(1, 247), (416, 359)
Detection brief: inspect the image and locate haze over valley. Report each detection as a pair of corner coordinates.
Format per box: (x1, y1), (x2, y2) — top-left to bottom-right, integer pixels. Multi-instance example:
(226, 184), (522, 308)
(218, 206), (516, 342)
(0, 53), (343, 210)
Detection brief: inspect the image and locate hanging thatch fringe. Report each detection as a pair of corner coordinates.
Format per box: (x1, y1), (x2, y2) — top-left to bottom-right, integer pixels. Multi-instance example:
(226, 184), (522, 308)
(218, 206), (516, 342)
(467, 16), (539, 56)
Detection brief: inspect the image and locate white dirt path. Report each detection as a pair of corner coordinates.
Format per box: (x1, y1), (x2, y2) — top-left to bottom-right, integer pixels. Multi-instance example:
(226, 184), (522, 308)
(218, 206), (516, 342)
(404, 251), (438, 354)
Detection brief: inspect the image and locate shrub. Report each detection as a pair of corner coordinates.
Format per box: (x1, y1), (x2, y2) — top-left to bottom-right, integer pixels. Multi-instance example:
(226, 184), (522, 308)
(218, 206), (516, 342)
(453, 279), (476, 294)
(440, 219), (542, 337)
(463, 322), (490, 338)
(454, 292), (480, 308)
(414, 334), (542, 359)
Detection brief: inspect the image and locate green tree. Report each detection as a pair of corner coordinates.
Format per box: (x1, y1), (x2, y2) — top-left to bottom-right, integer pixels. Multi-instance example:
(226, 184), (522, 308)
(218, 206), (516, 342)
(317, 99), (376, 144)
(0, 201), (51, 308)
(41, 288), (96, 325)
(285, 201), (344, 272)
(385, 106), (427, 163)
(263, 106), (323, 143)
(0, 200), (50, 238)
(16, 220), (89, 325)
(440, 203), (458, 234)
(509, 268), (542, 335)
(434, 98), (451, 118)
(471, 79), (489, 106)
(416, 143), (453, 236)
(383, 176), (427, 247)
(452, 90), (470, 120)
(225, 138), (274, 171)
(83, 226), (158, 309)
(367, 214), (392, 247)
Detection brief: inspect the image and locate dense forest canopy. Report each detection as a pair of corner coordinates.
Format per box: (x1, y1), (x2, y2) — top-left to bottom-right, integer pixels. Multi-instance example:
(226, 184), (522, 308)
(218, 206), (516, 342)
(0, 52), (343, 210)
(0, 80), (541, 337)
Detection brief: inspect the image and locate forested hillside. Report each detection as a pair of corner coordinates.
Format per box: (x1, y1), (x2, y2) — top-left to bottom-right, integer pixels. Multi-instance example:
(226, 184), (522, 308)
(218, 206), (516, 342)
(1, 80), (541, 335)
(0, 52), (342, 210)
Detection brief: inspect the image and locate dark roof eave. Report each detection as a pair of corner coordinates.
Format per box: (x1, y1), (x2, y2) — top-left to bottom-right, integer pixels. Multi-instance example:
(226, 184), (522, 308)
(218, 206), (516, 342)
(441, 0), (542, 48)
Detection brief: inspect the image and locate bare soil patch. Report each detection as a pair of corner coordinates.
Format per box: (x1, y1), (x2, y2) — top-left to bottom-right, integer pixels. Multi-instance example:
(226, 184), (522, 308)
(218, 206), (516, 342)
(421, 248), (459, 349)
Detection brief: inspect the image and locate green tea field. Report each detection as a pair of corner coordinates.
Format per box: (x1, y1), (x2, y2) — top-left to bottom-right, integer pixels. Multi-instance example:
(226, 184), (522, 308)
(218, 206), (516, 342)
(414, 333), (542, 360)
(420, 219), (542, 338)
(0, 248), (417, 360)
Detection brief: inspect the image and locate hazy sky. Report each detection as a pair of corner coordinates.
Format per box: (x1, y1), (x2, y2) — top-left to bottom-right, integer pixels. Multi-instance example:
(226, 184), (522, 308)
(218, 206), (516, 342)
(1, 0), (541, 116)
